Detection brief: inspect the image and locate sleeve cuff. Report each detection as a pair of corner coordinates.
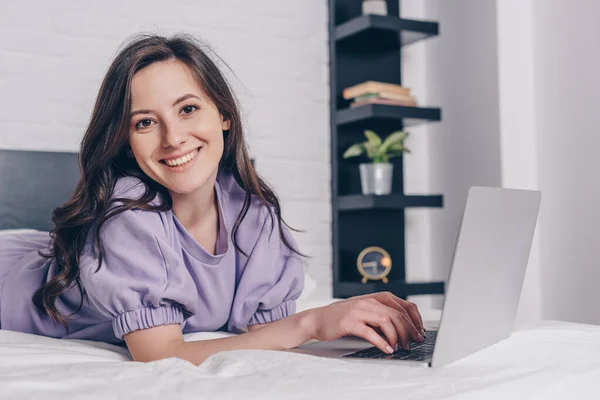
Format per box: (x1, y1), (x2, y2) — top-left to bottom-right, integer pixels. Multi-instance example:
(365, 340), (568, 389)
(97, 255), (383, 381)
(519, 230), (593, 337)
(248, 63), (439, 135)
(247, 300), (296, 326)
(113, 305), (184, 340)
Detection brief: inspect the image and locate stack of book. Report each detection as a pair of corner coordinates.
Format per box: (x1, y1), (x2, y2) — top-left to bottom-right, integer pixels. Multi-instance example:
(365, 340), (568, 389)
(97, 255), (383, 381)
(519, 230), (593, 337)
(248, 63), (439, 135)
(343, 81), (417, 108)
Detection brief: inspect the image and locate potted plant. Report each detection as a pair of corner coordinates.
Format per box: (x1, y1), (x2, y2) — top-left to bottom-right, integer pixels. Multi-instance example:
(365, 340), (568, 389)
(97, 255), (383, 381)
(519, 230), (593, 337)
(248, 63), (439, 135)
(343, 130), (410, 195)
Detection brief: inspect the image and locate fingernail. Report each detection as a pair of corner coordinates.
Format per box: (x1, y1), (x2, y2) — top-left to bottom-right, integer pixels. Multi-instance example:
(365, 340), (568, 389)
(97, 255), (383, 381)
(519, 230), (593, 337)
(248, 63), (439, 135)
(418, 334), (424, 342)
(405, 343), (411, 351)
(394, 343), (400, 352)
(386, 345), (394, 354)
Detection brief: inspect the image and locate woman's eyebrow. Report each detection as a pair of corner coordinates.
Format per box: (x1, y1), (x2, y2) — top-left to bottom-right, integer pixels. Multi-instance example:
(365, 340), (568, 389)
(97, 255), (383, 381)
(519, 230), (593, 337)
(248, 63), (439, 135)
(172, 93), (201, 106)
(130, 94), (202, 118)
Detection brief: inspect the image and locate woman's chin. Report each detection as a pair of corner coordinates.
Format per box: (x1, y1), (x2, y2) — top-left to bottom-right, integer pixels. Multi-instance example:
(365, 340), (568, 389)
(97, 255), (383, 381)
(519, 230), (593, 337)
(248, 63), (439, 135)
(162, 172), (214, 195)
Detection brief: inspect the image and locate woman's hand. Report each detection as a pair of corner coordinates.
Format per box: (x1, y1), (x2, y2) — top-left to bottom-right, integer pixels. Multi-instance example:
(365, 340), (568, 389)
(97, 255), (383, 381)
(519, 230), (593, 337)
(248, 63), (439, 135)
(305, 292), (425, 354)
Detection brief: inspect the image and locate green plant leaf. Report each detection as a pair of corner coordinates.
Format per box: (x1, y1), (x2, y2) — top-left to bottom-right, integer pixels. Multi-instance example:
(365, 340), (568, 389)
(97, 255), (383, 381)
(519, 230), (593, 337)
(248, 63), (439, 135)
(380, 131), (409, 154)
(364, 130), (382, 148)
(343, 143), (365, 158)
(387, 142), (407, 152)
(388, 148), (410, 158)
(364, 141), (379, 160)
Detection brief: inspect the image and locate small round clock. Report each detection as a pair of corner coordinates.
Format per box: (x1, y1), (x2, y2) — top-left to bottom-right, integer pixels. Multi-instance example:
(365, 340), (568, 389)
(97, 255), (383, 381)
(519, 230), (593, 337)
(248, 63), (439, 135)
(357, 246), (392, 284)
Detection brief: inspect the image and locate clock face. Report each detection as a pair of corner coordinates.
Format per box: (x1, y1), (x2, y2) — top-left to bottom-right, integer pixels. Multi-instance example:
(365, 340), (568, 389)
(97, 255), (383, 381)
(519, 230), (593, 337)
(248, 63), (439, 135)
(357, 246), (391, 280)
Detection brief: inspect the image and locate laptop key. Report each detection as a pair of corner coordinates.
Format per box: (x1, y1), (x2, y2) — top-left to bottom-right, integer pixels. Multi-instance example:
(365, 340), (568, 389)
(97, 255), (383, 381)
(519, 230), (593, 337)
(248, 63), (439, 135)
(343, 331), (438, 360)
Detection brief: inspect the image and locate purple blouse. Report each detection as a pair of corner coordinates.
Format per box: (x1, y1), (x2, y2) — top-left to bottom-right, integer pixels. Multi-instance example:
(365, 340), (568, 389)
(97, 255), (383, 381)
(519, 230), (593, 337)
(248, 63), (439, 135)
(0, 171), (304, 343)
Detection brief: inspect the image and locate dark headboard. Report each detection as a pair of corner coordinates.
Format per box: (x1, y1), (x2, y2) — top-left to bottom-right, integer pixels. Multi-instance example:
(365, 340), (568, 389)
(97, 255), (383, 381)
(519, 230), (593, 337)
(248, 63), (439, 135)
(0, 149), (80, 231)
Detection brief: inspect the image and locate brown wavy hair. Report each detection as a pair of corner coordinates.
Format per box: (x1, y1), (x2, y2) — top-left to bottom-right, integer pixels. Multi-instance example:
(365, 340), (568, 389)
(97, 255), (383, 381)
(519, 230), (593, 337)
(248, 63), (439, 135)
(33, 33), (305, 332)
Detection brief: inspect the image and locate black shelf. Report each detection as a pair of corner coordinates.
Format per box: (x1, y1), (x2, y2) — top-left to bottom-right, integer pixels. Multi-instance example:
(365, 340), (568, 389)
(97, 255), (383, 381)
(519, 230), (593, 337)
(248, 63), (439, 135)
(336, 104), (441, 127)
(334, 280), (445, 298)
(335, 15), (439, 51)
(338, 194), (443, 211)
(329, 0), (444, 300)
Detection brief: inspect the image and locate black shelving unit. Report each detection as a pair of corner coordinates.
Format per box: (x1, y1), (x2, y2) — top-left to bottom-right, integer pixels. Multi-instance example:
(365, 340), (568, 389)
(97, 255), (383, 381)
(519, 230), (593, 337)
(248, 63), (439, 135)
(329, 0), (445, 299)
(338, 193), (443, 211)
(336, 104), (441, 127)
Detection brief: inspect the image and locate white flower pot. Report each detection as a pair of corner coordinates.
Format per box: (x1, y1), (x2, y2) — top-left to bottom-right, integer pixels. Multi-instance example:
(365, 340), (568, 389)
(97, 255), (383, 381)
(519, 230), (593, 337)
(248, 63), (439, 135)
(362, 0), (388, 16)
(359, 163), (393, 195)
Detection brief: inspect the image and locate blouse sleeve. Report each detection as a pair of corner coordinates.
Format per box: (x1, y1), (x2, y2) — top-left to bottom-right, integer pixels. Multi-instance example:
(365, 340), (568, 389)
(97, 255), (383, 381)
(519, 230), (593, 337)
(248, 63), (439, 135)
(227, 206), (305, 333)
(79, 208), (196, 340)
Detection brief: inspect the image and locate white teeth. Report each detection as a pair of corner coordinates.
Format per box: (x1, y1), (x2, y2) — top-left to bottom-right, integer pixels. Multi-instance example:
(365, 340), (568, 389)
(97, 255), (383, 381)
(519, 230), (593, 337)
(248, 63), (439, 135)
(164, 148), (199, 167)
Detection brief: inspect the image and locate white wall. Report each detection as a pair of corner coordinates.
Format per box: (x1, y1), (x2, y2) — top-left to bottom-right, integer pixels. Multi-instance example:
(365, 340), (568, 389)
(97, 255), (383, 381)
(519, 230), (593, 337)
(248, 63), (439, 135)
(402, 0), (503, 309)
(496, 0), (542, 324)
(496, 0), (600, 325)
(532, 0), (600, 324)
(401, 0), (437, 310)
(425, 0), (503, 311)
(0, 0), (331, 300)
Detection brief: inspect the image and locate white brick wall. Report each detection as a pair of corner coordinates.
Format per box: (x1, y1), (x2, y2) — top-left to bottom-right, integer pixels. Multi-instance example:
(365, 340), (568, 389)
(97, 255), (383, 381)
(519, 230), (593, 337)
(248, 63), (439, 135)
(0, 0), (332, 299)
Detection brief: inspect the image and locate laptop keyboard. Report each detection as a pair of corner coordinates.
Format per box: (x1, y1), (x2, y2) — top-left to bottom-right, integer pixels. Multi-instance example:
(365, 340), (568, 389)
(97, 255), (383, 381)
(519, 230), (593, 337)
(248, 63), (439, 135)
(342, 331), (438, 362)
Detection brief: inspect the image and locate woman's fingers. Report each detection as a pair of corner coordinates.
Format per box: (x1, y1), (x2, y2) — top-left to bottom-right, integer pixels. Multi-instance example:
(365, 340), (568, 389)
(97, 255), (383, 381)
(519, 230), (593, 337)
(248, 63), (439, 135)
(362, 311), (398, 350)
(372, 292), (425, 335)
(362, 298), (421, 344)
(362, 299), (417, 349)
(349, 292), (424, 334)
(400, 299), (424, 334)
(349, 315), (396, 354)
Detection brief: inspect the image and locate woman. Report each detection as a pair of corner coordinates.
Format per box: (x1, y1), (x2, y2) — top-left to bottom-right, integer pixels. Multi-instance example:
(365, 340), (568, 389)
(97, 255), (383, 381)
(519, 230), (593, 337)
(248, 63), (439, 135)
(0, 34), (425, 365)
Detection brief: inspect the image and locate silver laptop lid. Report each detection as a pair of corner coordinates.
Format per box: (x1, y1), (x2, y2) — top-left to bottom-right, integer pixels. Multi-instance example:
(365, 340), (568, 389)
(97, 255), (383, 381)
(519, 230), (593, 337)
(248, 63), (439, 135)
(431, 186), (541, 368)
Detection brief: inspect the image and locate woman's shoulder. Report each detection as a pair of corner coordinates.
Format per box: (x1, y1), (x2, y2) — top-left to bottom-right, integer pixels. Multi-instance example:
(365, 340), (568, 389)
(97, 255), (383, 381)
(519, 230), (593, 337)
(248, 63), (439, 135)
(112, 175), (147, 199)
(89, 176), (170, 241)
(216, 169), (245, 200)
(111, 175), (164, 207)
(217, 170), (274, 224)
(84, 177), (172, 253)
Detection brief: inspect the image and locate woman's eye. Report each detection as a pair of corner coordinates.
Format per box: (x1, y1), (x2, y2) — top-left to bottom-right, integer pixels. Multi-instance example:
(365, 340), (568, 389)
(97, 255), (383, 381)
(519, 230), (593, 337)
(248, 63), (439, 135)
(134, 118), (154, 130)
(181, 105), (198, 115)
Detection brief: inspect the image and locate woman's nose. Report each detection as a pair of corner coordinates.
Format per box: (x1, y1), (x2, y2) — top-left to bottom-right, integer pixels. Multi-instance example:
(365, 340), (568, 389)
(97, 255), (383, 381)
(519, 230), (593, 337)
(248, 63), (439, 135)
(161, 121), (187, 148)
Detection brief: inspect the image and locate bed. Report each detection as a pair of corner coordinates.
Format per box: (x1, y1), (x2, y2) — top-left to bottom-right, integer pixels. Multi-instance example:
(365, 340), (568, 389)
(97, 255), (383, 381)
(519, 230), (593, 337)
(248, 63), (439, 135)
(1, 149), (600, 399)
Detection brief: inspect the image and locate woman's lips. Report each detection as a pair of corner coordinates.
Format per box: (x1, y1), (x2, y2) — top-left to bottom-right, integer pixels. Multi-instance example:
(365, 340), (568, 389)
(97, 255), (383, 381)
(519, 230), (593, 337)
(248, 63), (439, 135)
(160, 147), (201, 166)
(160, 147), (201, 171)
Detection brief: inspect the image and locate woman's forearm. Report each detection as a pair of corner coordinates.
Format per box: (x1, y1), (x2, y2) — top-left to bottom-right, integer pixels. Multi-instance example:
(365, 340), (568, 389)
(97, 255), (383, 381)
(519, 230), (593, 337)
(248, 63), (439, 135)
(167, 309), (314, 366)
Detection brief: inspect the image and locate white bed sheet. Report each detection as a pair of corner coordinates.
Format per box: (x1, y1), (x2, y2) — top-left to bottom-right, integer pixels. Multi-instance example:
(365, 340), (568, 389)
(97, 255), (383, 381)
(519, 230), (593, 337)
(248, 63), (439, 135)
(1, 298), (600, 400)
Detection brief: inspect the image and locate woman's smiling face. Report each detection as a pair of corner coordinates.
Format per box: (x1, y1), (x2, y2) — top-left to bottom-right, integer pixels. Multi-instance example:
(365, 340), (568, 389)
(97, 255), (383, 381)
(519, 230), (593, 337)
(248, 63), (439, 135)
(128, 59), (230, 195)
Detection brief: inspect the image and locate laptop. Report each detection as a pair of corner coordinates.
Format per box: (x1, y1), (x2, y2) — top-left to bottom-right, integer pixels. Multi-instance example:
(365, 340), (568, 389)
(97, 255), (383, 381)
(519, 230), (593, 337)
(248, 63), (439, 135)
(290, 186), (541, 368)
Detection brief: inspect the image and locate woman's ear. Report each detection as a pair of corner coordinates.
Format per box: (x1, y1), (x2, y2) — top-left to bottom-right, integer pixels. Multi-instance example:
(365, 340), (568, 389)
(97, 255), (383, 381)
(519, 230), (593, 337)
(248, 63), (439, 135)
(221, 116), (230, 131)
